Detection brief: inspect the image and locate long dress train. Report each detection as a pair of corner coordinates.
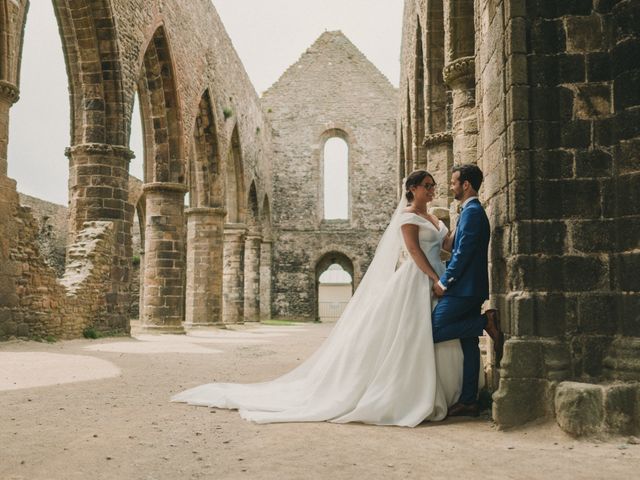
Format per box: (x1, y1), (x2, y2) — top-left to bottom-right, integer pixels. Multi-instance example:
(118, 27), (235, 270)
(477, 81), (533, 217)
(172, 210), (464, 427)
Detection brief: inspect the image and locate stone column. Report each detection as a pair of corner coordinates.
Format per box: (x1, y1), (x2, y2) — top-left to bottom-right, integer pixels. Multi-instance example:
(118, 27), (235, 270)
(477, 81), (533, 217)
(423, 132), (454, 209)
(222, 224), (246, 324)
(140, 182), (187, 333)
(0, 81), (19, 177)
(259, 240), (272, 321)
(243, 232), (261, 322)
(66, 142), (134, 333)
(443, 57), (477, 166)
(184, 207), (225, 328)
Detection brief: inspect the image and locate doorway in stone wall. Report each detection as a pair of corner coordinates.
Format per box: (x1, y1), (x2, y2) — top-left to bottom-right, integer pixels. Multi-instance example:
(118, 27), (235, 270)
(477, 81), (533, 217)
(315, 252), (354, 322)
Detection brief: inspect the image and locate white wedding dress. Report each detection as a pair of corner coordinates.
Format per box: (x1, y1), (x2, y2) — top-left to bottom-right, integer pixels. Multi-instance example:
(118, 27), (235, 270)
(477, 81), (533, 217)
(172, 206), (464, 427)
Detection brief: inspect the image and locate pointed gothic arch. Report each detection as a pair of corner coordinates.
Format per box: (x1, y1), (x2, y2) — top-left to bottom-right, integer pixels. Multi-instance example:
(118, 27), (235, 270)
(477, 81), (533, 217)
(190, 89), (221, 208)
(225, 124), (245, 223)
(425, 0), (448, 134)
(137, 25), (184, 184)
(414, 19), (426, 167)
(53, 0), (125, 145)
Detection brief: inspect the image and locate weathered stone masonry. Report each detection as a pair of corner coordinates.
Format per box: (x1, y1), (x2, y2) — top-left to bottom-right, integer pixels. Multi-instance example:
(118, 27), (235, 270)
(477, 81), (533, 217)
(262, 32), (398, 321)
(0, 0), (273, 338)
(400, 0), (640, 435)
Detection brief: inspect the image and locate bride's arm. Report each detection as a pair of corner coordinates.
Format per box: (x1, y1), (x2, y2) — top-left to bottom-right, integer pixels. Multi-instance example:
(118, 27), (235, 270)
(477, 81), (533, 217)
(401, 224), (440, 283)
(442, 228), (455, 252)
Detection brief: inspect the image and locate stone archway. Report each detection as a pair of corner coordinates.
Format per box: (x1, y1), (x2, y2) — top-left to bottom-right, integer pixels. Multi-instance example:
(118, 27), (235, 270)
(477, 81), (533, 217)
(259, 194), (272, 320)
(184, 88), (225, 328)
(413, 19), (427, 168)
(243, 181), (261, 321)
(137, 25), (187, 333)
(222, 124), (247, 324)
(314, 251), (354, 322)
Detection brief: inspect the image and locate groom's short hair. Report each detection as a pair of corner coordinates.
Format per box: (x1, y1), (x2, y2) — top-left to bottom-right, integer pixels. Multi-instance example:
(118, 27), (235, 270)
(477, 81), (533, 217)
(453, 164), (483, 192)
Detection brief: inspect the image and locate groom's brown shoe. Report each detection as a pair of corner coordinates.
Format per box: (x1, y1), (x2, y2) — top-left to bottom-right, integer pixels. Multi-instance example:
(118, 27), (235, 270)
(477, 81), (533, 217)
(447, 402), (480, 418)
(485, 309), (504, 367)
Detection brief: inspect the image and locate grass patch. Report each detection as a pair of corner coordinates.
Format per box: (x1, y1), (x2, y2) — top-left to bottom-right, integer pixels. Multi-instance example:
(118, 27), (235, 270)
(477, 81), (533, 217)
(82, 327), (129, 339)
(260, 318), (306, 326)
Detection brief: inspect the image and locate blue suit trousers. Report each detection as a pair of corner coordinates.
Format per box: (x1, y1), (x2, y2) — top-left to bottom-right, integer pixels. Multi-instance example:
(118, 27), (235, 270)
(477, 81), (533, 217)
(432, 296), (487, 405)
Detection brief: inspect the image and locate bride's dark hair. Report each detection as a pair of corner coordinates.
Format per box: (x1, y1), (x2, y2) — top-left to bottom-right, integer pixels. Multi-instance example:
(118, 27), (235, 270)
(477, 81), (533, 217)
(405, 170), (435, 203)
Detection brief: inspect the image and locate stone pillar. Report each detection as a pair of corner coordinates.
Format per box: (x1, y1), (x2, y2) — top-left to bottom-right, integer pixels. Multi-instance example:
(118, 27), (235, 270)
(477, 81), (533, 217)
(140, 182), (187, 333)
(222, 224), (246, 324)
(423, 132), (454, 209)
(0, 81), (19, 177)
(184, 207), (225, 328)
(443, 57), (477, 166)
(243, 232), (261, 322)
(66, 142), (134, 333)
(259, 240), (272, 321)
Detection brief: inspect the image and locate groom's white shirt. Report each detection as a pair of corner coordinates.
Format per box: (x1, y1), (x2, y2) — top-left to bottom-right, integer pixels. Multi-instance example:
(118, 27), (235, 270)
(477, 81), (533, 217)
(437, 196), (478, 291)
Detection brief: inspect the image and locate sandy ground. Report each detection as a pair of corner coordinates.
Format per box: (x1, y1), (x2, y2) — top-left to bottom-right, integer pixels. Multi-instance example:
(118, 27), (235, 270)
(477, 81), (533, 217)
(1, 322), (638, 480)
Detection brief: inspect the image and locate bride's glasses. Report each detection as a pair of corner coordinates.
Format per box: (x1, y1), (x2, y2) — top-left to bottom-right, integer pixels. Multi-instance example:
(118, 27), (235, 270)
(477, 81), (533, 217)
(421, 182), (436, 191)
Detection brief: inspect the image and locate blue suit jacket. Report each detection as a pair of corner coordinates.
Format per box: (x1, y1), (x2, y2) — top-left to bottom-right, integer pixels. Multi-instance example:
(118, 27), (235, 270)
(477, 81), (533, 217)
(439, 198), (490, 300)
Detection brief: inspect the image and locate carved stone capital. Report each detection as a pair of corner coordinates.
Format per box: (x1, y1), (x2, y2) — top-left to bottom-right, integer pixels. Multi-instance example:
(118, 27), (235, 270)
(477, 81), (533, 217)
(65, 143), (135, 160)
(443, 56), (475, 88)
(0, 80), (20, 104)
(423, 131), (453, 147)
(142, 182), (189, 194)
(185, 207), (227, 217)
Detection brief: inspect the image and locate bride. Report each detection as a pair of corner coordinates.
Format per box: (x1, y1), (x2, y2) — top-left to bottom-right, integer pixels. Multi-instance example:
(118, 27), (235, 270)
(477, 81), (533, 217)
(172, 170), (470, 426)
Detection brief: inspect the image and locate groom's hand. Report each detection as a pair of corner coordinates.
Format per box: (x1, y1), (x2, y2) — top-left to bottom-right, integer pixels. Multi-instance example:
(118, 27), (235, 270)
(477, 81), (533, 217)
(433, 282), (445, 298)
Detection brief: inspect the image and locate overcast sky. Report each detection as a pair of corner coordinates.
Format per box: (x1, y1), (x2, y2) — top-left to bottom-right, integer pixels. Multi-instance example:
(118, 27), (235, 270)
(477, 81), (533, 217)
(7, 0), (404, 206)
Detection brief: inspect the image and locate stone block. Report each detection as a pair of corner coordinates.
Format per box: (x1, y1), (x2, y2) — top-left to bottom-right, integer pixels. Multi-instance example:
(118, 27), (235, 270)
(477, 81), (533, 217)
(530, 18), (566, 54)
(531, 150), (573, 179)
(617, 139), (640, 175)
(558, 54), (586, 84)
(616, 173), (640, 217)
(555, 382), (605, 436)
(542, 340), (572, 381)
(566, 15), (604, 53)
(560, 120), (592, 148)
(573, 84), (612, 119)
(578, 293), (618, 335)
(563, 255), (609, 291)
(604, 383), (640, 434)
(618, 293), (640, 336)
(534, 293), (576, 336)
(587, 52), (612, 82)
(493, 377), (549, 427)
(571, 219), (613, 253)
(613, 252), (640, 292)
(16, 323), (29, 337)
(614, 70), (640, 110)
(612, 37), (640, 76)
(500, 338), (545, 378)
(575, 148), (612, 177)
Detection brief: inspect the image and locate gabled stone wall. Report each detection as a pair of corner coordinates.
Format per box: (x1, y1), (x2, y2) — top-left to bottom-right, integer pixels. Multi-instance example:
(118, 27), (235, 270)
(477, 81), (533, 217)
(262, 31), (398, 320)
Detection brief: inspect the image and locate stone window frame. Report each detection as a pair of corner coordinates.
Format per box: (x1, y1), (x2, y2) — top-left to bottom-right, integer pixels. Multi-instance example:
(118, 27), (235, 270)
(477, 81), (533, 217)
(318, 127), (352, 224)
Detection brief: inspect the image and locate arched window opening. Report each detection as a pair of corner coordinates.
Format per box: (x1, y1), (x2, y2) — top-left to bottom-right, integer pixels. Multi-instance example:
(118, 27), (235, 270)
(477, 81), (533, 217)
(129, 91), (144, 181)
(323, 137), (348, 220)
(318, 263), (353, 322)
(8, 0), (68, 205)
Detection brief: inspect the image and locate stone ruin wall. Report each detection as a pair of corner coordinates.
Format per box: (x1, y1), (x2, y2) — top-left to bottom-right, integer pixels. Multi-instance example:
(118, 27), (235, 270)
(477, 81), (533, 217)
(0, 0), (273, 338)
(0, 177), (123, 339)
(400, 0), (640, 435)
(262, 32), (398, 320)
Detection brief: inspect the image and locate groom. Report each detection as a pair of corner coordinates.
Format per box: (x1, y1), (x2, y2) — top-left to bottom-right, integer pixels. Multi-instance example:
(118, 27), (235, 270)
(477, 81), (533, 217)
(432, 164), (503, 417)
